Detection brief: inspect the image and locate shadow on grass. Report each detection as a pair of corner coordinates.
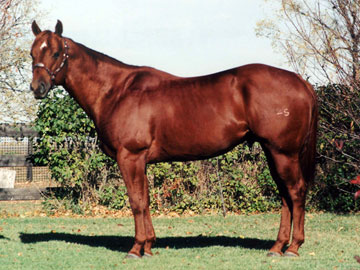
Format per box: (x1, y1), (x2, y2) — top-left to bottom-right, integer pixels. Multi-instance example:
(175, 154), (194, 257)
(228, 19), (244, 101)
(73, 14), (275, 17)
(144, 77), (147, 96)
(20, 232), (274, 253)
(0, 235), (10, 240)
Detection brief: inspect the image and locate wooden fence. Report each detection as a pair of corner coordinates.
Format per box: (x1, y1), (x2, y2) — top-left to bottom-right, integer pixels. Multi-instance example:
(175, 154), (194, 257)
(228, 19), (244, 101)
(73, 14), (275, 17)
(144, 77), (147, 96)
(0, 124), (53, 200)
(0, 124), (37, 179)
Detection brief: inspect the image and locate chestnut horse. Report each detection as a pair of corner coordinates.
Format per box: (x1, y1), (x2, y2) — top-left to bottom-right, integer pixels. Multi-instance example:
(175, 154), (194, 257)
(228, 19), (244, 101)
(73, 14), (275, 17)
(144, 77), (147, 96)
(30, 21), (317, 258)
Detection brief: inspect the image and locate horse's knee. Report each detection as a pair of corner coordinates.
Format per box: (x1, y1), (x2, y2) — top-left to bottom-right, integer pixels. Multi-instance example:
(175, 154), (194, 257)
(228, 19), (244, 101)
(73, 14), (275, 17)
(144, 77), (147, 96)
(130, 205), (147, 216)
(128, 194), (148, 212)
(288, 181), (307, 205)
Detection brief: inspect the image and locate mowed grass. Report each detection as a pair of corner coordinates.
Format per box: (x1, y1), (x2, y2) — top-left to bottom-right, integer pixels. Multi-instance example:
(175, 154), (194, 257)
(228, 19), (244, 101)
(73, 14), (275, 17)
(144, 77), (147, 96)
(0, 205), (359, 270)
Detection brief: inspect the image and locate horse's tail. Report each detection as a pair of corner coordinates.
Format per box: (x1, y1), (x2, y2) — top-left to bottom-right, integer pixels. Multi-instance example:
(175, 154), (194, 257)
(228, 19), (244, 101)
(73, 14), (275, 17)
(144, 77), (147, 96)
(300, 82), (318, 184)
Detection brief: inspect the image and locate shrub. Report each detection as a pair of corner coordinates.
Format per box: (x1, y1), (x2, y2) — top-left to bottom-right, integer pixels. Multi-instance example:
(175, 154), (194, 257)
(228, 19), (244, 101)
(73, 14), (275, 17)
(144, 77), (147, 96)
(310, 84), (360, 212)
(32, 88), (119, 210)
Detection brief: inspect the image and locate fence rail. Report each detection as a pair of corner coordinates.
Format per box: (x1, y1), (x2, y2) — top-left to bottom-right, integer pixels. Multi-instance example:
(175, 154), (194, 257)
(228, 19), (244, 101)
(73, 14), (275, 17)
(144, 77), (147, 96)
(0, 155), (29, 167)
(0, 124), (38, 137)
(0, 187), (61, 200)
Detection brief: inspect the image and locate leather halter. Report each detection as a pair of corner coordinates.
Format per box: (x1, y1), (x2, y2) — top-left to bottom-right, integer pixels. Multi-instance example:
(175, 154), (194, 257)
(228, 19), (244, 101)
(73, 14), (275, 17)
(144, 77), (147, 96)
(33, 39), (69, 82)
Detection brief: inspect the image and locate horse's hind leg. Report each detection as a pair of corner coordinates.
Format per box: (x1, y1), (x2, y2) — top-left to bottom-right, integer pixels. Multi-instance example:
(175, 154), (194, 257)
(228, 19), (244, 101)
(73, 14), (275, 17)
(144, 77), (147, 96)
(264, 147), (307, 257)
(263, 147), (292, 256)
(284, 170), (307, 257)
(268, 198), (292, 257)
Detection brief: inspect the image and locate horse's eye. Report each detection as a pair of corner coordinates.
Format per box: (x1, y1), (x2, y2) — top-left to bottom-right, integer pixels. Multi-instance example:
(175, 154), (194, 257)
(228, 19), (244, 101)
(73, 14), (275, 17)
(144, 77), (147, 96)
(53, 52), (60, 59)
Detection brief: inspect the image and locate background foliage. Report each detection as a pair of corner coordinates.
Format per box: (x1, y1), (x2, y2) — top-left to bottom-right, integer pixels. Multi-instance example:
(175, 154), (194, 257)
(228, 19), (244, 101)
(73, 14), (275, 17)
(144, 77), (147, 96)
(312, 84), (359, 212)
(0, 0), (41, 123)
(33, 86), (359, 214)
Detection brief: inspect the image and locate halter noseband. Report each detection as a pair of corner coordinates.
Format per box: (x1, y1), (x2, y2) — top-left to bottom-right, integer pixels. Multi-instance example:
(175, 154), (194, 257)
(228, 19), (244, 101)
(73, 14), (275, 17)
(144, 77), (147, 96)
(33, 39), (69, 82)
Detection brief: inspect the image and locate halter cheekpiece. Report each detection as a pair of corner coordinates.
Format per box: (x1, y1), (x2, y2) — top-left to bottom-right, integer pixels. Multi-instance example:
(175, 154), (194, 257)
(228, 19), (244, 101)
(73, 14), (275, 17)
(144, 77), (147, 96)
(33, 39), (69, 82)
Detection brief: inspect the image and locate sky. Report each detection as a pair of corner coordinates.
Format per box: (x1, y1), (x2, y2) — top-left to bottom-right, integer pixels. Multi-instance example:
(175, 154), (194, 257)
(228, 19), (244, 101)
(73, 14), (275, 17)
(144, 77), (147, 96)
(39, 0), (287, 77)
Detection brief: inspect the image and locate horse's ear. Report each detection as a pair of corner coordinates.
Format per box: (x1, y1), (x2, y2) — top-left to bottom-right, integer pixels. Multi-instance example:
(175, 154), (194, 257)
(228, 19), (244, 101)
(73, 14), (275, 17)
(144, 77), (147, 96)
(32, 21), (42, 36)
(55, 20), (63, 36)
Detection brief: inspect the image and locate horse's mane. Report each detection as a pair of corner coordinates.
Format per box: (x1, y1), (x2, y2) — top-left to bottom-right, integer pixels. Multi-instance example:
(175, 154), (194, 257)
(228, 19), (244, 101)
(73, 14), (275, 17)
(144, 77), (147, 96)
(73, 39), (139, 69)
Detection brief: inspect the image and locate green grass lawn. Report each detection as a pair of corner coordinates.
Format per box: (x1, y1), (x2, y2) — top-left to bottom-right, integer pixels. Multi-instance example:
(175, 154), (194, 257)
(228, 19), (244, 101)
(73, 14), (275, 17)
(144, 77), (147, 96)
(0, 205), (359, 269)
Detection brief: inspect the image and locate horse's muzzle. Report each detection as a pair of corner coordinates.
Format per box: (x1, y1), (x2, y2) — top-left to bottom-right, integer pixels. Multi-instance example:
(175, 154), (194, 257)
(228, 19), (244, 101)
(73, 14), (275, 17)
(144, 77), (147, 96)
(30, 81), (51, 99)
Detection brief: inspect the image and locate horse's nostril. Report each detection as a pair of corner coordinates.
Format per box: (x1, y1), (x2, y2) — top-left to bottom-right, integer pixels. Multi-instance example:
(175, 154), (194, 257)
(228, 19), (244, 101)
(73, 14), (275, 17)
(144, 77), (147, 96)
(30, 83), (34, 91)
(39, 82), (47, 94)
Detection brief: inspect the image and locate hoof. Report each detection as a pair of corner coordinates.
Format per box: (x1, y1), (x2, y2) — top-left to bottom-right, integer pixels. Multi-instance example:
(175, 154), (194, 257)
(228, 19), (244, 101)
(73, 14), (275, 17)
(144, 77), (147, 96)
(267, 251), (282, 257)
(125, 253), (141, 259)
(284, 251), (299, 257)
(143, 253), (153, 258)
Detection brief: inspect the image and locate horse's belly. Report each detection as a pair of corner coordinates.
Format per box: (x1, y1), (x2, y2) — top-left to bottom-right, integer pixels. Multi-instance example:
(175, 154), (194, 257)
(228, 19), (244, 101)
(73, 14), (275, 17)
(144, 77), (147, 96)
(148, 119), (249, 162)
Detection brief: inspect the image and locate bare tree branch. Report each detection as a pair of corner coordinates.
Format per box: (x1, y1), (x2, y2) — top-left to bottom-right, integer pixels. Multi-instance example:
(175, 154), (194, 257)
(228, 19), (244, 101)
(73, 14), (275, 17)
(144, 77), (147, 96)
(257, 0), (360, 88)
(0, 0), (41, 123)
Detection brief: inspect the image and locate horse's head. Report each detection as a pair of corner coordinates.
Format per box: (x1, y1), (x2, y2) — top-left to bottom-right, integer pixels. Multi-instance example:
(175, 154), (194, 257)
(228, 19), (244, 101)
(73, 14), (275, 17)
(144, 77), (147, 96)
(30, 20), (69, 99)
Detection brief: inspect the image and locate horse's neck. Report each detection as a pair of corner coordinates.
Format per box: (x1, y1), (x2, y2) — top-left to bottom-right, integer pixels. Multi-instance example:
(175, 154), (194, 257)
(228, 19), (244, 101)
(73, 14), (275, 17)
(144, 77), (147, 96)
(62, 39), (132, 124)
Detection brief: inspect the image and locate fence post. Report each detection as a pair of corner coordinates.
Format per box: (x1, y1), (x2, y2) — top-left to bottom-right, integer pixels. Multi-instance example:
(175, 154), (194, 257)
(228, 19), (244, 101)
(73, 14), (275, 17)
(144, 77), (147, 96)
(27, 136), (33, 181)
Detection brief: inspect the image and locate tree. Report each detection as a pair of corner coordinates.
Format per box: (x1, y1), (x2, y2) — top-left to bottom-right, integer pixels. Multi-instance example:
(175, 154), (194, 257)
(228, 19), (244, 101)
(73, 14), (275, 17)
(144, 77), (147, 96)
(256, 0), (360, 88)
(0, 0), (41, 123)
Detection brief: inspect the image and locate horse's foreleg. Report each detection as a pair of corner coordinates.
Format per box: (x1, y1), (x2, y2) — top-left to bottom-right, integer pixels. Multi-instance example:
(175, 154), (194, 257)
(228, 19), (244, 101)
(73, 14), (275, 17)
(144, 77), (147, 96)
(117, 150), (155, 258)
